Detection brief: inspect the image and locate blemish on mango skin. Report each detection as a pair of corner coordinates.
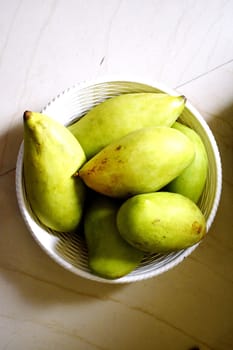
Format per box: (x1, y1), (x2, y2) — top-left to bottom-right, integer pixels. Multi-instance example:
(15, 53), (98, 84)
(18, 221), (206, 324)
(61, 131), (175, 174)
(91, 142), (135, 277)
(115, 145), (122, 151)
(152, 219), (161, 225)
(192, 221), (202, 234)
(86, 159), (108, 175)
(86, 166), (97, 176)
(101, 158), (108, 165)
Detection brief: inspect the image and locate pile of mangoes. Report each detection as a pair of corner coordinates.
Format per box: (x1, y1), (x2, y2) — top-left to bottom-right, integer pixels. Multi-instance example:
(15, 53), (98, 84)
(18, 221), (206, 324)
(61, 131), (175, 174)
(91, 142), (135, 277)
(23, 92), (208, 279)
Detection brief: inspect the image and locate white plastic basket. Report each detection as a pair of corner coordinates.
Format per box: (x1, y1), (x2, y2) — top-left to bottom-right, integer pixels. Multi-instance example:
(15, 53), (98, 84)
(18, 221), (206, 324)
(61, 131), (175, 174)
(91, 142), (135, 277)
(15, 78), (222, 283)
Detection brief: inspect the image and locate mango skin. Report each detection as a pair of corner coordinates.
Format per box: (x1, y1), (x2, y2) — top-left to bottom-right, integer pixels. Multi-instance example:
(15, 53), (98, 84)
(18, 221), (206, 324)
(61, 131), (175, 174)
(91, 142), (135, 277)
(117, 192), (206, 253)
(84, 194), (144, 279)
(79, 126), (195, 198)
(166, 122), (208, 203)
(68, 93), (186, 159)
(23, 111), (86, 232)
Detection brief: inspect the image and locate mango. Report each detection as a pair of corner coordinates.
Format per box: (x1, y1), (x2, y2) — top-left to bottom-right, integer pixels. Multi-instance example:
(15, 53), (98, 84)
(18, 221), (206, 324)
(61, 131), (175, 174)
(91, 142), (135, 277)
(166, 122), (208, 203)
(117, 192), (206, 253)
(23, 111), (86, 232)
(84, 194), (144, 279)
(79, 126), (195, 198)
(68, 93), (186, 159)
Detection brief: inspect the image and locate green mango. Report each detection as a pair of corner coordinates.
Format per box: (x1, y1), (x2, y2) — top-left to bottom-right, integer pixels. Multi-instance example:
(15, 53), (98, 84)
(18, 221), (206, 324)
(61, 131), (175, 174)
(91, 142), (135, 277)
(117, 192), (206, 253)
(68, 93), (186, 159)
(23, 111), (86, 232)
(79, 126), (195, 198)
(84, 194), (143, 279)
(166, 122), (208, 203)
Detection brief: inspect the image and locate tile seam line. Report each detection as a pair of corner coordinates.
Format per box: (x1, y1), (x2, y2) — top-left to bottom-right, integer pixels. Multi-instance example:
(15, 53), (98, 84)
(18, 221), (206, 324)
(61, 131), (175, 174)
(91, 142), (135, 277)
(0, 265), (214, 349)
(0, 166), (16, 177)
(127, 305), (215, 350)
(0, 264), (107, 302)
(175, 58), (233, 89)
(0, 313), (108, 350)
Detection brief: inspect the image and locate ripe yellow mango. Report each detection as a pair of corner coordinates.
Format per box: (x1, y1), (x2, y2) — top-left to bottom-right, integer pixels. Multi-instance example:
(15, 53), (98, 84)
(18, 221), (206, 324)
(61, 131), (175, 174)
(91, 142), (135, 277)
(68, 93), (186, 159)
(79, 126), (195, 198)
(166, 122), (208, 203)
(23, 111), (86, 232)
(84, 194), (144, 279)
(117, 192), (206, 253)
